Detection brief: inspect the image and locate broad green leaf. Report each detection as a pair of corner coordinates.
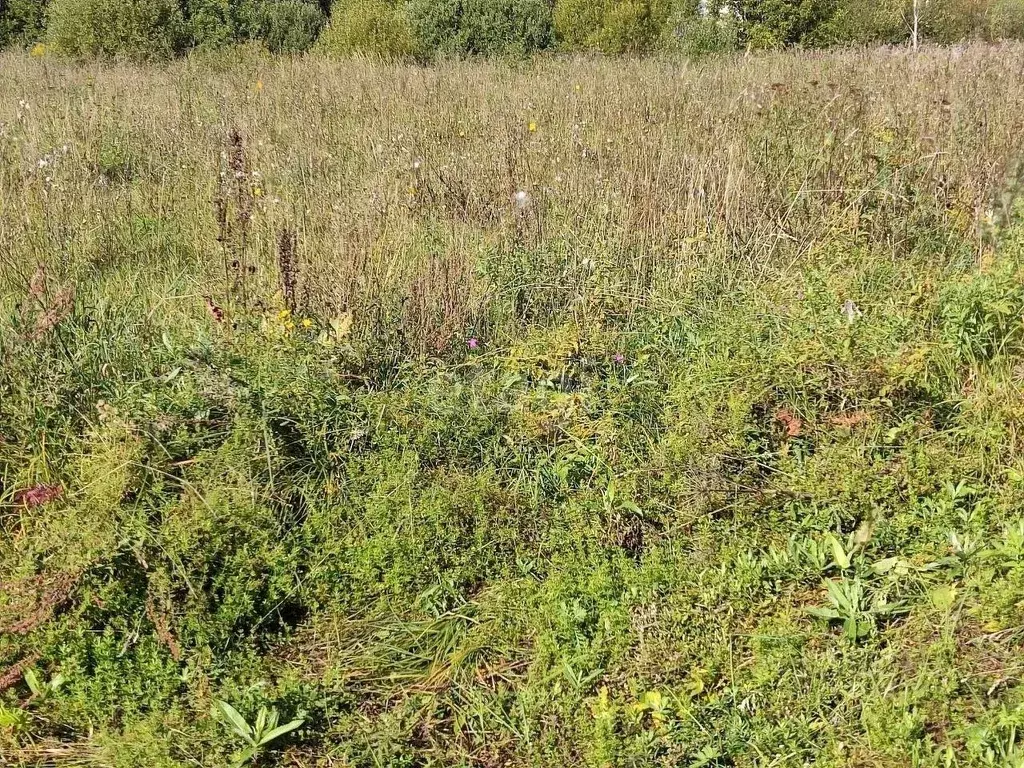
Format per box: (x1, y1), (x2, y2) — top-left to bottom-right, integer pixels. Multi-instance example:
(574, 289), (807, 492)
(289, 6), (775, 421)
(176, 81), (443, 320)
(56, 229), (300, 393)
(24, 668), (42, 697)
(217, 700), (255, 744)
(256, 718), (304, 747)
(827, 534), (851, 570)
(870, 557), (899, 575)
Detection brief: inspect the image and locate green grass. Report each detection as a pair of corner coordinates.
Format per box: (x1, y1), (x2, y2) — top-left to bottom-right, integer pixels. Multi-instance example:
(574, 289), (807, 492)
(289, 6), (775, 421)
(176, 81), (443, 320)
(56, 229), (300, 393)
(3, 45), (1024, 767)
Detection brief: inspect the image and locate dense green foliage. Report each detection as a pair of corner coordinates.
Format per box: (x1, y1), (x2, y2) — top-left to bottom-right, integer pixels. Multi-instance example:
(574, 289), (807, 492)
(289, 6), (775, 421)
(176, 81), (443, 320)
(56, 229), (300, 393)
(316, 0), (417, 58)
(46, 0), (187, 59)
(554, 0), (673, 53)
(0, 0), (48, 47)
(252, 0), (326, 53)
(406, 0), (553, 57)
(3, 0), (1024, 58)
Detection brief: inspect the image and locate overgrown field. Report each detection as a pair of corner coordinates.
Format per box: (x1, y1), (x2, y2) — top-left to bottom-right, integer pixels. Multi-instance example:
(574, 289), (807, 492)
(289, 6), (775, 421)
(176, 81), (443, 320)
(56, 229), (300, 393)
(3, 44), (1024, 767)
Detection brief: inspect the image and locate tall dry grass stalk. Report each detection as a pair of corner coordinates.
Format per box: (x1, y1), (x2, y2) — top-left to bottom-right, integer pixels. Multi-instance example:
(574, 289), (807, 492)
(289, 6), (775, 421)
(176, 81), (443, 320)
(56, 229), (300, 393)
(1, 45), (1023, 351)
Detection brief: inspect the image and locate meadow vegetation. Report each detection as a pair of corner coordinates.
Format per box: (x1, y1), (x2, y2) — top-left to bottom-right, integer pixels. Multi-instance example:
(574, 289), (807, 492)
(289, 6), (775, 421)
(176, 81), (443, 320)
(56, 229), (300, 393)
(2, 42), (1024, 766)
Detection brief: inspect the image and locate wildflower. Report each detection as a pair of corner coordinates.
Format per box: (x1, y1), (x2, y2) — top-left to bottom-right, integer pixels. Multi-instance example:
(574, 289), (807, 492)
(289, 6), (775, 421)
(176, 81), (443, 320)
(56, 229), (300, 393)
(514, 190), (530, 209)
(528, 121), (537, 133)
(13, 484), (62, 508)
(842, 299), (861, 324)
(467, 337), (479, 350)
(285, 320), (296, 331)
(278, 309), (291, 321)
(30, 43), (46, 58)
(302, 318), (312, 329)
(28, 286), (74, 341)
(205, 296), (225, 323)
(254, 186), (263, 197)
(613, 353), (625, 364)
(255, 79), (264, 93)
(776, 408), (803, 438)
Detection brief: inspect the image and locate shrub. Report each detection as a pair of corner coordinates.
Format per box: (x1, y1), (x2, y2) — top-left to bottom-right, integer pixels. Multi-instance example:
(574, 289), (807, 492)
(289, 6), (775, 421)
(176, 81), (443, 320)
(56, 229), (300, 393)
(46, 0), (187, 59)
(989, 0), (1024, 39)
(553, 0), (671, 54)
(406, 0), (554, 57)
(920, 0), (988, 43)
(317, 0), (417, 59)
(734, 0), (838, 49)
(184, 0), (249, 48)
(252, 0), (326, 53)
(0, 0), (48, 47)
(667, 13), (740, 57)
(813, 0), (903, 45)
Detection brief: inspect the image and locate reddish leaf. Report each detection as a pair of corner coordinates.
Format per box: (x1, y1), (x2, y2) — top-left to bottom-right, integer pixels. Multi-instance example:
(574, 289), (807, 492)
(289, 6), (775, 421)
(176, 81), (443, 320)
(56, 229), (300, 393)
(775, 408), (803, 438)
(13, 484), (63, 508)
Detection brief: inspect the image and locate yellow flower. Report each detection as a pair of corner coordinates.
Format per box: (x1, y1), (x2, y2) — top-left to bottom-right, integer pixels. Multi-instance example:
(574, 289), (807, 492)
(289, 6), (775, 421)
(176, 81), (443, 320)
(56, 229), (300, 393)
(574, 83), (581, 92)
(253, 186), (263, 197)
(277, 309), (291, 320)
(285, 320), (296, 331)
(301, 318), (312, 328)
(528, 121), (537, 133)
(30, 43), (47, 58)
(255, 79), (264, 93)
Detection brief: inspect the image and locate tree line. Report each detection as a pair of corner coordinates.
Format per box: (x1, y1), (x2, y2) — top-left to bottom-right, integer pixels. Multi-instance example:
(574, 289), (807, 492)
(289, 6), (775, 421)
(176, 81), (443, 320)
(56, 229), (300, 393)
(1, 0), (1022, 60)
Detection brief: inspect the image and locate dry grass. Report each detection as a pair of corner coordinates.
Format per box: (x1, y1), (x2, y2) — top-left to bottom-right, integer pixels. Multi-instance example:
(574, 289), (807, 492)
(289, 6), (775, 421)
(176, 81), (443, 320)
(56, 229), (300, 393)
(2, 45), (1023, 351)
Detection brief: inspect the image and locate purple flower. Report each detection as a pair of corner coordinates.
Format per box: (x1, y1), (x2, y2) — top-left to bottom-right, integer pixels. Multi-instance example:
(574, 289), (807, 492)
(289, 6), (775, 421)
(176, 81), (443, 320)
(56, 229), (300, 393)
(467, 337), (479, 350)
(613, 353), (625, 364)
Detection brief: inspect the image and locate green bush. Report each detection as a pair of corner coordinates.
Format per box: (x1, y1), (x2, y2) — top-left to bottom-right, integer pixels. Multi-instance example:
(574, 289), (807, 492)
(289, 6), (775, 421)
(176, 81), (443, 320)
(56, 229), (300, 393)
(46, 0), (187, 59)
(920, 0), (988, 43)
(734, 0), (837, 49)
(252, 0), (325, 53)
(553, 0), (671, 54)
(989, 0), (1024, 38)
(184, 0), (250, 47)
(0, 0), (49, 47)
(667, 13), (740, 57)
(406, 0), (554, 57)
(317, 0), (417, 59)
(807, 0), (901, 45)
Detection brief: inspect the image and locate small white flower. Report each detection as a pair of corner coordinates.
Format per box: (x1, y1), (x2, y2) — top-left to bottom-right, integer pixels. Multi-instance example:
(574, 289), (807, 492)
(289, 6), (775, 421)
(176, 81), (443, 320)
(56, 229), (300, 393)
(514, 190), (530, 209)
(37, 158), (49, 168)
(412, 159), (422, 171)
(842, 299), (862, 324)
